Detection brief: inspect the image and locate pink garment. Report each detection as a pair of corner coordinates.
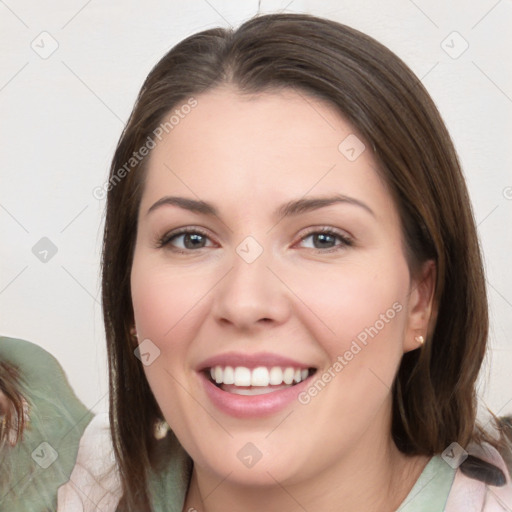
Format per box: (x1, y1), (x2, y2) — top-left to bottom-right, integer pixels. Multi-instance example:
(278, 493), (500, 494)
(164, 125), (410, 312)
(445, 442), (512, 511)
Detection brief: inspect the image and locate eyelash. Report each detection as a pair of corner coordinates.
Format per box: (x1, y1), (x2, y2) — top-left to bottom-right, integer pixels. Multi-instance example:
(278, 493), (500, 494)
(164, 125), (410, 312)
(156, 226), (353, 254)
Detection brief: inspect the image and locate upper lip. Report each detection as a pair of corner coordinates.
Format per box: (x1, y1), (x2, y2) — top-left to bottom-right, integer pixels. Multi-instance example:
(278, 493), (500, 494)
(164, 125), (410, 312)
(197, 352), (315, 372)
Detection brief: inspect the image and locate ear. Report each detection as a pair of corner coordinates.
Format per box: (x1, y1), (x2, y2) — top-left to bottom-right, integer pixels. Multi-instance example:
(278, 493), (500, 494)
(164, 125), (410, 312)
(403, 259), (437, 353)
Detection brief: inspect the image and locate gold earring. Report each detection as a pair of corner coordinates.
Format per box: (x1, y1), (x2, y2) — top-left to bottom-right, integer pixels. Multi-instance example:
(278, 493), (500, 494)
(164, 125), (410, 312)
(130, 326), (138, 338)
(415, 335), (425, 345)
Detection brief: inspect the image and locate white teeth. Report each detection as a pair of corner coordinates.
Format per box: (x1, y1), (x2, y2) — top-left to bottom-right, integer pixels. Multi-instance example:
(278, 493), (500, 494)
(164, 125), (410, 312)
(207, 365), (311, 387)
(283, 367), (294, 385)
(251, 367), (270, 386)
(234, 367), (251, 386)
(269, 367), (283, 385)
(223, 366), (234, 385)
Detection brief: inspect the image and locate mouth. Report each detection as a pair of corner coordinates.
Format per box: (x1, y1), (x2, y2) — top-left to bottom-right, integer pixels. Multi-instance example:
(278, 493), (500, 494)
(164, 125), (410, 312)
(204, 365), (318, 396)
(196, 352), (319, 417)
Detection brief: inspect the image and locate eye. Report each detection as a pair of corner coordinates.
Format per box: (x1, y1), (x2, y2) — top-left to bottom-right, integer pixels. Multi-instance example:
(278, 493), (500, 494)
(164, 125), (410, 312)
(157, 226), (353, 253)
(297, 227), (353, 252)
(157, 227), (215, 252)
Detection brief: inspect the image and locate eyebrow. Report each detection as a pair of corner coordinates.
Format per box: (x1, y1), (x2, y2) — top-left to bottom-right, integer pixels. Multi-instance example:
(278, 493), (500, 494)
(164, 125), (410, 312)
(146, 194), (375, 219)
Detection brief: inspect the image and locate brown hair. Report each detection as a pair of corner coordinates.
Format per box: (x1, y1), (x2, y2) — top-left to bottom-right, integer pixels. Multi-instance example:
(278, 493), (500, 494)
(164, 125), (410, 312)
(0, 363), (26, 450)
(101, 13), (505, 510)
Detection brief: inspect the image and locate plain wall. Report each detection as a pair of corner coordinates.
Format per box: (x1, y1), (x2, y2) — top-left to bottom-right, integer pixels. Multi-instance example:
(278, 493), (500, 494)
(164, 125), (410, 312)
(1, 0), (511, 421)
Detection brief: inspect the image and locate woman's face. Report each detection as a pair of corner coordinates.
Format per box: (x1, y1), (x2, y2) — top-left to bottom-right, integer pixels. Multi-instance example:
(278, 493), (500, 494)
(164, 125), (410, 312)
(130, 86), (432, 486)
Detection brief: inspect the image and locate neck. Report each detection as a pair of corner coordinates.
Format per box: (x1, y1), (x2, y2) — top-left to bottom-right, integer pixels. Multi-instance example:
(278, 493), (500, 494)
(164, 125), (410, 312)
(183, 402), (430, 512)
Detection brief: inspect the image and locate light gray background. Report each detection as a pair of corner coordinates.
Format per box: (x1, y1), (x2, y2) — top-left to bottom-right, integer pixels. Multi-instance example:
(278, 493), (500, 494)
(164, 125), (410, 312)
(1, 1), (511, 422)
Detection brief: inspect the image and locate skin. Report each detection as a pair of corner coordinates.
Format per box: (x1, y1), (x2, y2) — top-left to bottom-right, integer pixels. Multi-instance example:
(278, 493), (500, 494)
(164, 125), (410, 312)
(130, 85), (436, 512)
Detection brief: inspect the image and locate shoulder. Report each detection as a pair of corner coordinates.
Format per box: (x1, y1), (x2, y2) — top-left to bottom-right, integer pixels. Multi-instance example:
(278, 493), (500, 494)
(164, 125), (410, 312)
(445, 441), (512, 511)
(0, 335), (71, 397)
(0, 335), (92, 429)
(0, 335), (62, 373)
(0, 335), (94, 511)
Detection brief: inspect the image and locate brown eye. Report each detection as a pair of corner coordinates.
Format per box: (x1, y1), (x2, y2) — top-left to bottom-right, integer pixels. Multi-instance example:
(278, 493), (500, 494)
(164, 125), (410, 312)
(158, 228), (214, 252)
(298, 228), (353, 251)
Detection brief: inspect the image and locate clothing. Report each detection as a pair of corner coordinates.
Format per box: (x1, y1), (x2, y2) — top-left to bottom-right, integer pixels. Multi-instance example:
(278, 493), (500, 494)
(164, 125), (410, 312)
(1, 336), (511, 511)
(0, 336), (93, 511)
(445, 442), (512, 511)
(396, 454), (455, 511)
(66, 420), (512, 512)
(397, 445), (512, 511)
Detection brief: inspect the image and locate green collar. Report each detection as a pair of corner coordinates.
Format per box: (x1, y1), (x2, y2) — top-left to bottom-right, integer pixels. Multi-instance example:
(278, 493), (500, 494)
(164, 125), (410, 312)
(148, 442), (454, 511)
(397, 454), (456, 511)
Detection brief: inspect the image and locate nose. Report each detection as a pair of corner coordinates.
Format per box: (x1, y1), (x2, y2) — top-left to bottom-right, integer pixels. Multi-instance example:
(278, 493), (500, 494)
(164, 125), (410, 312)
(211, 243), (291, 331)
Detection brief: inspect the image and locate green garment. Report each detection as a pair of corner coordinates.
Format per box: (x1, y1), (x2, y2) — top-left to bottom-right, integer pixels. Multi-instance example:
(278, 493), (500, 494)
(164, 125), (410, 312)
(396, 454), (456, 511)
(147, 434), (193, 512)
(147, 449), (455, 511)
(0, 336), (94, 512)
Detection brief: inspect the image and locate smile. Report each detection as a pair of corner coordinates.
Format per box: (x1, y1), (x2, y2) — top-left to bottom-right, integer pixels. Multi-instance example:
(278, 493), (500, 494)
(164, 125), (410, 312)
(197, 352), (318, 418)
(207, 366), (314, 395)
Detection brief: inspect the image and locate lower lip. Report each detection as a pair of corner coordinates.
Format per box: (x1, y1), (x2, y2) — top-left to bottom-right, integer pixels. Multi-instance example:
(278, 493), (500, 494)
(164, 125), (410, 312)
(199, 371), (314, 418)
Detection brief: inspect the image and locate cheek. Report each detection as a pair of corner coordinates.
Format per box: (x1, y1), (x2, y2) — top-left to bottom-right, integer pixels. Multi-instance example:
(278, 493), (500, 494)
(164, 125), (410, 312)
(287, 261), (409, 440)
(130, 256), (210, 426)
(130, 257), (209, 343)
(289, 256), (409, 356)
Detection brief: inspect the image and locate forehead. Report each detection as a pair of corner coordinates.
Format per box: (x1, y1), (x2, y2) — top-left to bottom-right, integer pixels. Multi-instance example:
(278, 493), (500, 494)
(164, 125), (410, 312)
(139, 85), (394, 222)
(151, 85), (355, 163)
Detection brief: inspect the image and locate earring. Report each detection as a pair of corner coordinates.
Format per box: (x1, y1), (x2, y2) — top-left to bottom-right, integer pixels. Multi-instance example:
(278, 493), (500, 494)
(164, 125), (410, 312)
(415, 335), (425, 345)
(130, 326), (138, 339)
(154, 418), (170, 440)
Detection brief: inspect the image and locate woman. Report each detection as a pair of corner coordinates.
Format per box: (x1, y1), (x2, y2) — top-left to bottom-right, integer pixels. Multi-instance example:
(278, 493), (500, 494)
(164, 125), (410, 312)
(4, 11), (509, 512)
(99, 11), (512, 512)
(98, 12), (512, 511)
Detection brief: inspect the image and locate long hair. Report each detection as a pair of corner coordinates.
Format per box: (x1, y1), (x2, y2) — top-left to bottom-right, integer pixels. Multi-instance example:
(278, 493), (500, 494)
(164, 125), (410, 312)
(101, 13), (506, 509)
